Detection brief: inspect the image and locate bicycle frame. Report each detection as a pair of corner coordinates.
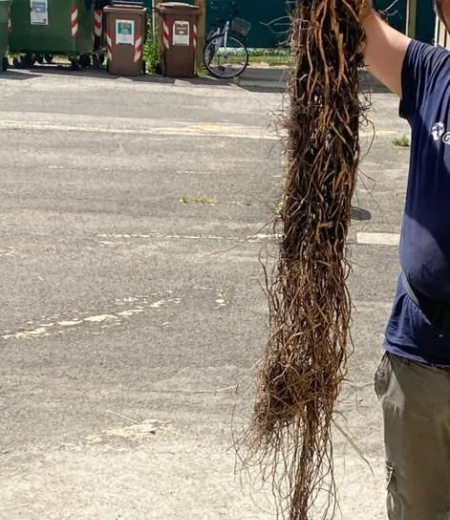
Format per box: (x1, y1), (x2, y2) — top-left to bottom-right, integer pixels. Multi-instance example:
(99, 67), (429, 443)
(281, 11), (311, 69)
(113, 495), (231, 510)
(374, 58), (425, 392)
(207, 20), (231, 60)
(208, 20), (230, 45)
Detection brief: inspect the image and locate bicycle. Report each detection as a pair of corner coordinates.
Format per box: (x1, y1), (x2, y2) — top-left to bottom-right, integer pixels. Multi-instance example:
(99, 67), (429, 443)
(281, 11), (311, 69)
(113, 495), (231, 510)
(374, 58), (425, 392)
(203, 1), (251, 80)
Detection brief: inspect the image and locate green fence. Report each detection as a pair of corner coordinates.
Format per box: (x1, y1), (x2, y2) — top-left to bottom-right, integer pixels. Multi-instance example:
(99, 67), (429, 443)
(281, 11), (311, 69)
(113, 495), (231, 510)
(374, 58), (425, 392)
(414, 0), (435, 44)
(373, 0), (435, 43)
(206, 0), (292, 48)
(152, 0), (436, 48)
(373, 0), (407, 33)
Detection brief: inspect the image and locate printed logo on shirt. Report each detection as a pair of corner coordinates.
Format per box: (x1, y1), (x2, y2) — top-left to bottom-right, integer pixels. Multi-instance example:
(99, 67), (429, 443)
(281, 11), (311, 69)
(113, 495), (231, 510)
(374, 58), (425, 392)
(431, 122), (446, 141)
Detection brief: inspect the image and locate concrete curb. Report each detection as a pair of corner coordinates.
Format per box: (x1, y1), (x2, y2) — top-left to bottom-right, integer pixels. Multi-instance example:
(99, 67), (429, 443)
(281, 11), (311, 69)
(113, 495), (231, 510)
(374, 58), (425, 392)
(237, 66), (387, 92)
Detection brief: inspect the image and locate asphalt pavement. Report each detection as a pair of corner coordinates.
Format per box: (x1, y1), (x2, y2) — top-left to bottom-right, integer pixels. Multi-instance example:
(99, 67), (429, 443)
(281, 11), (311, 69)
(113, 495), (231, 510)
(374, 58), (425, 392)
(0, 68), (410, 520)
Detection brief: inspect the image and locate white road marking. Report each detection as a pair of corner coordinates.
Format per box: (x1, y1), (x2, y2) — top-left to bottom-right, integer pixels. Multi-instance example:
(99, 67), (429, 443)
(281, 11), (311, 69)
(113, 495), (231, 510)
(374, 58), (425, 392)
(3, 327), (50, 340)
(357, 232), (400, 246)
(215, 293), (228, 308)
(58, 320), (82, 327)
(99, 231), (401, 248)
(117, 309), (144, 317)
(84, 314), (117, 323)
(0, 120), (277, 141)
(98, 232), (276, 243)
(1, 294), (179, 340)
(0, 248), (16, 258)
(150, 299), (167, 309)
(0, 118), (398, 141)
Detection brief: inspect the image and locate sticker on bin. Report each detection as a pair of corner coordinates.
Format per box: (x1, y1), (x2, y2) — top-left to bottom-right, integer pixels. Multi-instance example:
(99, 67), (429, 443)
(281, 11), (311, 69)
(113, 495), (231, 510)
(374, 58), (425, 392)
(30, 0), (48, 26)
(116, 20), (135, 45)
(173, 21), (190, 46)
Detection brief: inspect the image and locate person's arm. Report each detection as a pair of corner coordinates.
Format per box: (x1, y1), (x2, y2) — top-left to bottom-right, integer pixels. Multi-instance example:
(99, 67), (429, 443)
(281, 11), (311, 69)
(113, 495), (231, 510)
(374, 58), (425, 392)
(363, 9), (411, 97)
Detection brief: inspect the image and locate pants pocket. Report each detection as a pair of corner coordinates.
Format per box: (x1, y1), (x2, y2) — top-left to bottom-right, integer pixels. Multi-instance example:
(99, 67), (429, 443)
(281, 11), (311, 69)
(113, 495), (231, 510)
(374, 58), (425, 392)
(374, 352), (390, 399)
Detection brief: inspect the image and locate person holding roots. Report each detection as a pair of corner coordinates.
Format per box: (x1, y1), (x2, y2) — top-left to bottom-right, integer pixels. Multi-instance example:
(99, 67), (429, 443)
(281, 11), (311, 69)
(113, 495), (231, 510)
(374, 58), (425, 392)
(363, 1), (450, 518)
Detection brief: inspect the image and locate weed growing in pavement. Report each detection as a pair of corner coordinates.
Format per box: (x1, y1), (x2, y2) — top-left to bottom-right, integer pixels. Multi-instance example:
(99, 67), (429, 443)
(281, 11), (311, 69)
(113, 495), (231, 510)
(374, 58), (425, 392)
(393, 135), (410, 147)
(180, 195), (215, 206)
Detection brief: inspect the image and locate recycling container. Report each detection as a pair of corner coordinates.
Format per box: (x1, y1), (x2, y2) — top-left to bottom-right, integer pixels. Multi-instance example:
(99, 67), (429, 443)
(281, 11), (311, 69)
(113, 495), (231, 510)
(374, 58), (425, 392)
(104, 2), (146, 76)
(155, 2), (200, 78)
(0, 0), (11, 71)
(9, 0), (94, 63)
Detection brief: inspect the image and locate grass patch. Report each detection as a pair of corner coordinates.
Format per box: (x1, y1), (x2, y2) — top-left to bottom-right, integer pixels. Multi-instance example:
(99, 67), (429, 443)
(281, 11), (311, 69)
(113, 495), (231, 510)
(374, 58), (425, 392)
(144, 19), (160, 74)
(248, 48), (294, 67)
(180, 195), (215, 205)
(393, 135), (410, 147)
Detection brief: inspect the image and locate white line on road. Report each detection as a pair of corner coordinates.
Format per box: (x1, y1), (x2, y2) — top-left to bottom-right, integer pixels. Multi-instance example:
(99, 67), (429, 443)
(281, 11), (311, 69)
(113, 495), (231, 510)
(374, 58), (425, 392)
(98, 231), (402, 247)
(97, 232), (276, 243)
(1, 295), (178, 341)
(0, 119), (398, 141)
(0, 120), (277, 141)
(357, 232), (400, 246)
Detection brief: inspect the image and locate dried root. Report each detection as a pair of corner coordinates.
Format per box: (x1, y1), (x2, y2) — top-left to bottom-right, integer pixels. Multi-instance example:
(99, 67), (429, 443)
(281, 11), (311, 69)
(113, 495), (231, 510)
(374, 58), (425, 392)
(245, 2), (367, 519)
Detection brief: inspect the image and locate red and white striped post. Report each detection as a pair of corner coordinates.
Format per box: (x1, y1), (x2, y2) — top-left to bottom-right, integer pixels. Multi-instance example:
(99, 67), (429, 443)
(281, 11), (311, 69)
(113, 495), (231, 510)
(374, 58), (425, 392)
(94, 9), (103, 38)
(106, 32), (112, 61)
(134, 35), (143, 63)
(193, 23), (197, 51)
(162, 20), (170, 50)
(70, 7), (79, 38)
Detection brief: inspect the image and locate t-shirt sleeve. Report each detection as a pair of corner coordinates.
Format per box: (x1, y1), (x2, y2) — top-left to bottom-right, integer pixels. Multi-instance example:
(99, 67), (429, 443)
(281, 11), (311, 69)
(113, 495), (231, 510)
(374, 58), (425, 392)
(400, 40), (450, 120)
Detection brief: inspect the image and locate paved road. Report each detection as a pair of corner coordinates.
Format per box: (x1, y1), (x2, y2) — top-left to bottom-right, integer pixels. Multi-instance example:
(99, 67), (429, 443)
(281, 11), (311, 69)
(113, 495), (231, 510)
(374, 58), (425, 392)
(0, 68), (409, 519)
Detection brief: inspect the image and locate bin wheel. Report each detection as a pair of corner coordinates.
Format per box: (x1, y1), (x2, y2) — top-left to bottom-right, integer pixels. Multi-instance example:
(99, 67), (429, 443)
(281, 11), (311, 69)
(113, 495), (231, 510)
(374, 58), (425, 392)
(26, 54), (36, 66)
(78, 54), (91, 69)
(21, 54), (36, 68)
(44, 54), (53, 64)
(69, 58), (80, 71)
(92, 53), (104, 69)
(1, 57), (8, 72)
(36, 54), (44, 65)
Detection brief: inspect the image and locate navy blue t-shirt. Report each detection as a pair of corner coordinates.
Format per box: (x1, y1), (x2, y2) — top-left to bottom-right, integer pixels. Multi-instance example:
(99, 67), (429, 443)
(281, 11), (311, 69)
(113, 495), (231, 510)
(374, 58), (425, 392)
(385, 40), (450, 364)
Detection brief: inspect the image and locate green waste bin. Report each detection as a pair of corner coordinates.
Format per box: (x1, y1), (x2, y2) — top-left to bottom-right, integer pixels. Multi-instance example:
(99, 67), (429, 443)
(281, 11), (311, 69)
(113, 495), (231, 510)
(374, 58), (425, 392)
(0, 0), (11, 71)
(9, 0), (94, 67)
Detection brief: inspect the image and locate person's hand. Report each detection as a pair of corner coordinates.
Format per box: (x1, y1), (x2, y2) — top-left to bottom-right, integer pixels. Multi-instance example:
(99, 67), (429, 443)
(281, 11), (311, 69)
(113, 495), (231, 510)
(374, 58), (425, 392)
(362, 0), (410, 97)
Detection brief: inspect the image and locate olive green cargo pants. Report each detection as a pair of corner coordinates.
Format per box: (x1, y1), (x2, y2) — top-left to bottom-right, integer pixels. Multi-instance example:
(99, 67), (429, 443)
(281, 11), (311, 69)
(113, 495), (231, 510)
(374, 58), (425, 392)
(375, 352), (450, 520)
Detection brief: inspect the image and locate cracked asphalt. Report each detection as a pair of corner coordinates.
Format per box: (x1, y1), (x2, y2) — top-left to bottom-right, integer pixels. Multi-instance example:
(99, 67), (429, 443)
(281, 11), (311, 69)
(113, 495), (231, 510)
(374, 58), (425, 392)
(0, 68), (410, 519)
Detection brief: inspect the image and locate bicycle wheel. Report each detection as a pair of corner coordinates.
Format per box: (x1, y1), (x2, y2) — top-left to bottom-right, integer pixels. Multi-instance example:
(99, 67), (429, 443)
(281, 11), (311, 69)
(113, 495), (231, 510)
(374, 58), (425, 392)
(203, 34), (249, 80)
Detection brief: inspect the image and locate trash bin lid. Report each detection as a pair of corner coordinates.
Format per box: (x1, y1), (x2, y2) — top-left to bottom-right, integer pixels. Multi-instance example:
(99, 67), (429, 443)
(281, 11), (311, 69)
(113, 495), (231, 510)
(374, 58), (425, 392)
(104, 3), (146, 12)
(156, 2), (200, 14)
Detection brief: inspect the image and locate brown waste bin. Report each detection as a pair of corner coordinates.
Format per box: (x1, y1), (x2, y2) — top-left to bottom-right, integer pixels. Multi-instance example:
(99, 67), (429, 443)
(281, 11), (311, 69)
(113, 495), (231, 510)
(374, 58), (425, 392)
(104, 3), (146, 76)
(155, 2), (200, 78)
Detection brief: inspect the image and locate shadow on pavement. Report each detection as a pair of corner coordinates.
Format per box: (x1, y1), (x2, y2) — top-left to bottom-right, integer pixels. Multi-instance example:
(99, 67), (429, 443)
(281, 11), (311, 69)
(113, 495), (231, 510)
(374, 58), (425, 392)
(0, 70), (42, 81)
(2, 64), (235, 88)
(351, 207), (373, 221)
(238, 84), (285, 94)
